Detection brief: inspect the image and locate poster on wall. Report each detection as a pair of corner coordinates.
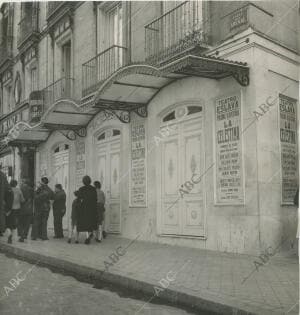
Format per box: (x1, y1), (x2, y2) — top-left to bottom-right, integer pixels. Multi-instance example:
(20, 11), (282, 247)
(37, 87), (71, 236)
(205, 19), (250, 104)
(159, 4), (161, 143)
(129, 117), (147, 207)
(75, 139), (86, 189)
(215, 93), (244, 205)
(279, 94), (298, 204)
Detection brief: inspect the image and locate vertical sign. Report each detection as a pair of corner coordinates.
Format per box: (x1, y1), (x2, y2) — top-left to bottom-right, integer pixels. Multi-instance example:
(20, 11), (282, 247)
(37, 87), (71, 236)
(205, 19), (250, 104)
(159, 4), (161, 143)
(130, 117), (147, 207)
(230, 7), (248, 30)
(215, 93), (244, 204)
(75, 139), (86, 189)
(279, 94), (298, 204)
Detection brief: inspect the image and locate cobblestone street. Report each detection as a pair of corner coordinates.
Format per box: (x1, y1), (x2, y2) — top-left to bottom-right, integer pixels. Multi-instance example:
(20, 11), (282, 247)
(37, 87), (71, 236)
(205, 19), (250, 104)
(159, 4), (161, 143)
(0, 253), (196, 315)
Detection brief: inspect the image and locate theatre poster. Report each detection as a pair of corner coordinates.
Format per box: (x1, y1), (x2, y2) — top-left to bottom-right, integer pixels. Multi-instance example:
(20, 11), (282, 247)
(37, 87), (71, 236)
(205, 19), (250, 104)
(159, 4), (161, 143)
(279, 94), (298, 205)
(214, 93), (244, 205)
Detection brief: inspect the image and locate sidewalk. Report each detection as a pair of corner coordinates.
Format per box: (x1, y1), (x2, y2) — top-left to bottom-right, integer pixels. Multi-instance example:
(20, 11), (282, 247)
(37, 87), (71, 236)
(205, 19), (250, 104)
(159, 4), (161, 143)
(0, 232), (298, 315)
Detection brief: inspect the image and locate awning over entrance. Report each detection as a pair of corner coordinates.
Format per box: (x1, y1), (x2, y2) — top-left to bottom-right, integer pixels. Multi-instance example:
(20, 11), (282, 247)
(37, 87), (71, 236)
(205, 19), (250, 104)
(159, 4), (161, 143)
(92, 54), (249, 122)
(41, 99), (96, 130)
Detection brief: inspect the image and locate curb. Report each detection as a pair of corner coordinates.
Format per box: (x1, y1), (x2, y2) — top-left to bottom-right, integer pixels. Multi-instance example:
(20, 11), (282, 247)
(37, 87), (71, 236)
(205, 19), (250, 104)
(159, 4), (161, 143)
(0, 242), (277, 315)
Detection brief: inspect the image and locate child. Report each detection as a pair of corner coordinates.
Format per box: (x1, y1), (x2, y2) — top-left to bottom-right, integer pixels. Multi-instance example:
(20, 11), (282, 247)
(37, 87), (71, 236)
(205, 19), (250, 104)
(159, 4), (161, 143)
(94, 181), (105, 242)
(68, 191), (80, 244)
(6, 180), (24, 244)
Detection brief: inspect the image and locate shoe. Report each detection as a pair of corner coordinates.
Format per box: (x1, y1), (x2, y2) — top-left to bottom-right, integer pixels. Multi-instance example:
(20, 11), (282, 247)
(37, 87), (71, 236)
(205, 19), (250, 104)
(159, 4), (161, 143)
(96, 238), (102, 243)
(68, 238), (71, 244)
(75, 240), (79, 244)
(18, 238), (24, 243)
(41, 237), (49, 241)
(84, 238), (90, 245)
(7, 235), (12, 244)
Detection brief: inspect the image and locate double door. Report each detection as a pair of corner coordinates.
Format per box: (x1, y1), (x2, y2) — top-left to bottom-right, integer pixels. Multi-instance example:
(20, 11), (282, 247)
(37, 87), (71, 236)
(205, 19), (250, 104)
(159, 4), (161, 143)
(97, 130), (121, 233)
(160, 115), (205, 237)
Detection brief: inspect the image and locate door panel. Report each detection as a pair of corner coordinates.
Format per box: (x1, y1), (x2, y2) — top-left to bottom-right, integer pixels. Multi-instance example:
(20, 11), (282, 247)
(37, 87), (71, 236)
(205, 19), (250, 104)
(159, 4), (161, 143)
(160, 114), (205, 237)
(97, 133), (121, 233)
(161, 138), (180, 234)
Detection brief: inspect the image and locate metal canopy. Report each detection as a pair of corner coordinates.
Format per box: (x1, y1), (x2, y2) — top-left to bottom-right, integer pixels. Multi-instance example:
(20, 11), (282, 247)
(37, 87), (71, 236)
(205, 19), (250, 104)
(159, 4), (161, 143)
(92, 55), (249, 122)
(41, 99), (96, 128)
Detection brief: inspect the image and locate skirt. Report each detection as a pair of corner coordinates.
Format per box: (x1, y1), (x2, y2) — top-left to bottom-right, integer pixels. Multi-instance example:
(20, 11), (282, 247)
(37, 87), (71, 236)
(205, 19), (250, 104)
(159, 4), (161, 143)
(6, 209), (19, 230)
(97, 203), (105, 225)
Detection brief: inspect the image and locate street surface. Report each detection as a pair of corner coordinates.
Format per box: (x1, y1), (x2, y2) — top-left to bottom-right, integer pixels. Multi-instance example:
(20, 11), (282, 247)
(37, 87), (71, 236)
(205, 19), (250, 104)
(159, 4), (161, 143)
(0, 253), (196, 315)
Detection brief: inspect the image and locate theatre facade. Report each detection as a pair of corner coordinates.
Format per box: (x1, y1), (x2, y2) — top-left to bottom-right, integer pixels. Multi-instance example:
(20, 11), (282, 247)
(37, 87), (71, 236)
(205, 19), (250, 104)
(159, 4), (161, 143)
(0, 1), (299, 254)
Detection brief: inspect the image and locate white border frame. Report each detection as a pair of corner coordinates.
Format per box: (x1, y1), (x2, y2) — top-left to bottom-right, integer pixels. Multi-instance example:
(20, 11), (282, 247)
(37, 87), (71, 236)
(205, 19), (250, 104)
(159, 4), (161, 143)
(213, 90), (246, 206)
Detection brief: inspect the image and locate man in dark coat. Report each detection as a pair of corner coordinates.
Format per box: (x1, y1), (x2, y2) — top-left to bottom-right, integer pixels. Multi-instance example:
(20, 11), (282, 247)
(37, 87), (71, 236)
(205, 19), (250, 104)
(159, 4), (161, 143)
(77, 175), (97, 244)
(52, 184), (66, 239)
(18, 178), (34, 241)
(31, 177), (54, 240)
(0, 169), (10, 236)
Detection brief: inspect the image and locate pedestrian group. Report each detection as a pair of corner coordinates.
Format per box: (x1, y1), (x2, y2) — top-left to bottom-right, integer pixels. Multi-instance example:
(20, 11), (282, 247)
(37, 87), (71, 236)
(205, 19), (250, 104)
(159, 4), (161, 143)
(0, 169), (106, 245)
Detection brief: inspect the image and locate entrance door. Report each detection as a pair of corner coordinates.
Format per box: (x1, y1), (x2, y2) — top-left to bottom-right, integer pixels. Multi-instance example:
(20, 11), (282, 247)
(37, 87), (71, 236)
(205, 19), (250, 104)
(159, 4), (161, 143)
(160, 105), (205, 237)
(96, 129), (121, 233)
(51, 144), (69, 230)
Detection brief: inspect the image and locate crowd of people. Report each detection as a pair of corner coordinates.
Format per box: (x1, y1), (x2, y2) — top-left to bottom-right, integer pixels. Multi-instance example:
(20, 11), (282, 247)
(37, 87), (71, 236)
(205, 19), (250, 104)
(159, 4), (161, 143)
(0, 171), (106, 245)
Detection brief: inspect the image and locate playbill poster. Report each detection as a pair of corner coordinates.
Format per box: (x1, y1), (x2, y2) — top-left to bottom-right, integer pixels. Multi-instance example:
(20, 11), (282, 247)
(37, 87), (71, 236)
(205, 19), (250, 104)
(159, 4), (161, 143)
(215, 93), (244, 205)
(130, 117), (147, 207)
(75, 139), (86, 189)
(279, 94), (298, 204)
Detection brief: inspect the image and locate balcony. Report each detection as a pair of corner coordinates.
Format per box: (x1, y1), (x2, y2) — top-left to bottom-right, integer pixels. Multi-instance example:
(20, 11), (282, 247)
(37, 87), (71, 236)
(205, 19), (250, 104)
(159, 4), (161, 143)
(82, 45), (128, 97)
(47, 2), (65, 19)
(0, 39), (13, 72)
(43, 77), (75, 110)
(145, 1), (210, 65)
(17, 14), (39, 51)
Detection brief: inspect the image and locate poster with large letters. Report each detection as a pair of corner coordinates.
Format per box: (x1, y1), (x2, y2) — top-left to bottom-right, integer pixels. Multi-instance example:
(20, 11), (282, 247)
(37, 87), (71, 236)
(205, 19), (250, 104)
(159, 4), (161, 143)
(130, 117), (147, 207)
(279, 94), (298, 204)
(75, 139), (86, 189)
(215, 93), (244, 205)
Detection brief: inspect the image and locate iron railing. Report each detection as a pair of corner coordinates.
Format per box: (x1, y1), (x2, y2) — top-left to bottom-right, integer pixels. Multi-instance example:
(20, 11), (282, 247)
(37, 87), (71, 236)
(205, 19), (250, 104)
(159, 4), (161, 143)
(18, 13), (39, 48)
(145, 1), (209, 64)
(43, 77), (74, 110)
(0, 39), (12, 67)
(82, 45), (128, 97)
(47, 2), (64, 19)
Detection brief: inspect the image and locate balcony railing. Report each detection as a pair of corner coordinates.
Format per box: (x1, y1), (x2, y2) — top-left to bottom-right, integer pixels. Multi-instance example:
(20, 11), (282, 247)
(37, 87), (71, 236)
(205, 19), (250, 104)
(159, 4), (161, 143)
(145, 1), (209, 64)
(43, 77), (74, 110)
(82, 45), (128, 97)
(18, 14), (39, 48)
(0, 39), (12, 68)
(47, 2), (65, 19)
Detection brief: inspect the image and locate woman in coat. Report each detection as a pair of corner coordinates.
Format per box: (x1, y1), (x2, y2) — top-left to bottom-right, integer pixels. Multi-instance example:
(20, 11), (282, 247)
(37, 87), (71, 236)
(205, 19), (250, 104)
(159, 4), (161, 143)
(77, 175), (97, 244)
(53, 184), (66, 239)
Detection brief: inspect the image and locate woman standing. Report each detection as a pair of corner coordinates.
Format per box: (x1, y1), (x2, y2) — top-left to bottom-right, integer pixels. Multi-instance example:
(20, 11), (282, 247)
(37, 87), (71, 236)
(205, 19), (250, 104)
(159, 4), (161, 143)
(77, 175), (97, 244)
(53, 184), (66, 239)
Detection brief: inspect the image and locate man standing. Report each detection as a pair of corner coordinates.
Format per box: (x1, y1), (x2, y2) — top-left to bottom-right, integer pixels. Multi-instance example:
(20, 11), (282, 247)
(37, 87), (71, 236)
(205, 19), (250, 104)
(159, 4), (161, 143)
(19, 178), (34, 241)
(0, 167), (10, 236)
(31, 177), (54, 240)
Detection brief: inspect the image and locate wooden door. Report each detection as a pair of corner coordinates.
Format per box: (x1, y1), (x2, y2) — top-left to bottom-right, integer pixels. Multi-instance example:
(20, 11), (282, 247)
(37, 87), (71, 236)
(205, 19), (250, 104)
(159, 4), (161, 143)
(160, 106), (205, 237)
(97, 129), (121, 233)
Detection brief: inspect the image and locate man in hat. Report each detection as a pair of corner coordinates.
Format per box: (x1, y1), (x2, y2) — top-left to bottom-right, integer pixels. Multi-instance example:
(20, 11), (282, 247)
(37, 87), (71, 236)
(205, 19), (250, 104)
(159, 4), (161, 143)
(31, 177), (54, 240)
(0, 166), (10, 236)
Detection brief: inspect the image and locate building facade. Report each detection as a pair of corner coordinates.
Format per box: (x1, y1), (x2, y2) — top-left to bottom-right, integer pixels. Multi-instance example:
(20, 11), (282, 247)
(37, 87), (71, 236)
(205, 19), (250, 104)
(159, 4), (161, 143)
(0, 1), (299, 254)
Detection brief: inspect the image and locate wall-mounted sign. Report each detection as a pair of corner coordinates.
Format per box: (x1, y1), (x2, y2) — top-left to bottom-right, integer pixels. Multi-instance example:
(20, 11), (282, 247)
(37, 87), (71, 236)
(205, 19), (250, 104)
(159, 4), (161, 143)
(279, 94), (298, 204)
(130, 117), (147, 207)
(215, 93), (244, 205)
(0, 106), (29, 135)
(29, 91), (44, 124)
(230, 7), (248, 30)
(75, 139), (86, 189)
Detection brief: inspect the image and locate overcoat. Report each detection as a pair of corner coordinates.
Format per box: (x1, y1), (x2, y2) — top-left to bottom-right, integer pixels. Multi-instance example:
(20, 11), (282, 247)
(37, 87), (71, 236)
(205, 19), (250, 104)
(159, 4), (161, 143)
(76, 185), (97, 232)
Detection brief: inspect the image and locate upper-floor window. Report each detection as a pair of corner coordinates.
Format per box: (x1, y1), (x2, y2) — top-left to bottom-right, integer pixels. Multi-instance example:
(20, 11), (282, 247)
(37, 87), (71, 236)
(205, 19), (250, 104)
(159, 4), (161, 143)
(98, 2), (124, 52)
(2, 84), (12, 115)
(30, 67), (37, 92)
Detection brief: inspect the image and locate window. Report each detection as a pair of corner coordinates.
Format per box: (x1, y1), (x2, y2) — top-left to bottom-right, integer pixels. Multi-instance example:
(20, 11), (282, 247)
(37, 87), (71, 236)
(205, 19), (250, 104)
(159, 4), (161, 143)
(106, 4), (123, 48)
(2, 85), (11, 114)
(30, 67), (37, 92)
